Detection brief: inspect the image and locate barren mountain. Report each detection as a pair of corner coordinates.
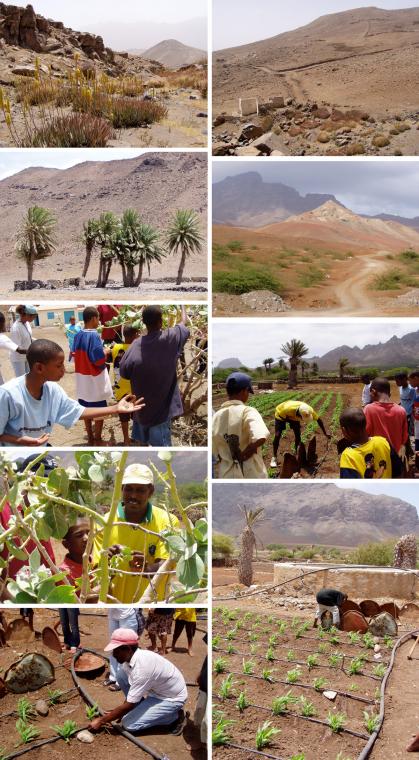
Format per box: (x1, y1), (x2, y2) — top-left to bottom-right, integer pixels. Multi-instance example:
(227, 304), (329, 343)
(217, 358), (244, 369)
(0, 152), (207, 294)
(213, 483), (419, 547)
(261, 200), (419, 251)
(213, 6), (419, 156)
(142, 39), (205, 69)
(213, 172), (342, 227)
(310, 329), (419, 370)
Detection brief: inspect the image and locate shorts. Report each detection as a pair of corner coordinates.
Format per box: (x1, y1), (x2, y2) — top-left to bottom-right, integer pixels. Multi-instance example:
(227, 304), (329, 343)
(315, 604), (340, 626)
(78, 399), (108, 408)
(146, 613), (173, 636)
(174, 619), (196, 637)
(132, 419), (172, 446)
(274, 418), (301, 436)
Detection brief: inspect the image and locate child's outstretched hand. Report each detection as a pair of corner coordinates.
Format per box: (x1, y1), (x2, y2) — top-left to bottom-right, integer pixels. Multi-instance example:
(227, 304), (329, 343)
(116, 395), (145, 413)
(17, 434), (50, 446)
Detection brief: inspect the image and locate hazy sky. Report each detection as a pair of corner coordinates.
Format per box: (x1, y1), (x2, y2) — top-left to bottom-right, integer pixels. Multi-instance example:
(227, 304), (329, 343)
(31, 0), (207, 49)
(213, 0), (419, 49)
(212, 322), (418, 365)
(0, 149), (150, 181)
(213, 161), (419, 219)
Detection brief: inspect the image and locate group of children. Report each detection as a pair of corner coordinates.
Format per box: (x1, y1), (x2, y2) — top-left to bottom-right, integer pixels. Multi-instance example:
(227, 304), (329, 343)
(213, 370), (419, 479)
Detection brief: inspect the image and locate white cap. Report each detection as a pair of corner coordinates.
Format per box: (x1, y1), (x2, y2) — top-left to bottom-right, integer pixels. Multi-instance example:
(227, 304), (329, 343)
(122, 463), (154, 486)
(298, 403), (314, 421)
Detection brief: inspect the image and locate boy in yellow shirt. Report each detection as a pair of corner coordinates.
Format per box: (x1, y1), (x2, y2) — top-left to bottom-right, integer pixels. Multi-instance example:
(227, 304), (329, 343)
(271, 400), (330, 467)
(339, 407), (392, 479)
(171, 608), (197, 656)
(110, 324), (139, 446)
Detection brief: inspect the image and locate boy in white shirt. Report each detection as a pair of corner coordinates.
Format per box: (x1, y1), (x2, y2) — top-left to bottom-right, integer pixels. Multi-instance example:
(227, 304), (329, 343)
(0, 311), (27, 385)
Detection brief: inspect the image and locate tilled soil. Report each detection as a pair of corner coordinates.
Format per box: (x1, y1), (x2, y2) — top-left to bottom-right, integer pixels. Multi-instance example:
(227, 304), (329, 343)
(0, 608), (207, 760)
(212, 606), (419, 760)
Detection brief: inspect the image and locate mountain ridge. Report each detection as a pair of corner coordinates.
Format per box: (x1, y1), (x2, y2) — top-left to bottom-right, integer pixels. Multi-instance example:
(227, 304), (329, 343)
(142, 38), (206, 68)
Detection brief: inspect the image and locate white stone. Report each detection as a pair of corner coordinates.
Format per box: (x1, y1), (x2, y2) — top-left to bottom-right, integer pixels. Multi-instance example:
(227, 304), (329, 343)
(374, 644), (381, 653)
(77, 730), (95, 744)
(323, 691), (337, 701)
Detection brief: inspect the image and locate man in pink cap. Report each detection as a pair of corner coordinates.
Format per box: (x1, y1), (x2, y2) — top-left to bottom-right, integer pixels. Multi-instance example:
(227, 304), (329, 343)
(89, 627), (187, 734)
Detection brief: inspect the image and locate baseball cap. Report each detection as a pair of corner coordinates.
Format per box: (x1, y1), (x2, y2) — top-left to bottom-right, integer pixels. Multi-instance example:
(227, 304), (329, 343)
(104, 627), (139, 652)
(226, 372), (254, 395)
(298, 403), (314, 421)
(122, 463), (154, 486)
(17, 454), (57, 475)
(23, 305), (38, 315)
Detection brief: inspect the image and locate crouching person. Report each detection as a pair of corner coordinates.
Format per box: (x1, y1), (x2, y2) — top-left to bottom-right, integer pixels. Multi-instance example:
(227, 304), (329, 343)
(89, 628), (187, 734)
(314, 588), (348, 630)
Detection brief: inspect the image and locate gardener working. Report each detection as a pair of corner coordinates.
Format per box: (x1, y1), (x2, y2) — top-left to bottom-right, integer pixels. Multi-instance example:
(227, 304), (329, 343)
(313, 588), (348, 629)
(92, 463), (179, 603)
(270, 400), (330, 468)
(212, 372), (270, 479)
(89, 627), (187, 734)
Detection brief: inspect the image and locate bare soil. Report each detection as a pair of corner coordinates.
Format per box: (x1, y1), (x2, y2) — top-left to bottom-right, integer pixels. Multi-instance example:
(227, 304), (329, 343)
(212, 225), (419, 317)
(212, 605), (419, 760)
(0, 608), (207, 760)
(0, 325), (208, 447)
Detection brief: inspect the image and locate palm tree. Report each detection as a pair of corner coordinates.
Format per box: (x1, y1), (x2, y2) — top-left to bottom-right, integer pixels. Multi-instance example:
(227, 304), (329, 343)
(301, 360), (309, 378)
(15, 206), (57, 285)
(81, 218), (100, 278)
(263, 357), (274, 373)
(278, 358), (286, 370)
(311, 362), (319, 376)
(237, 506), (266, 587)
(166, 209), (204, 285)
(112, 210), (165, 288)
(95, 212), (118, 288)
(281, 339), (309, 389)
(338, 357), (350, 381)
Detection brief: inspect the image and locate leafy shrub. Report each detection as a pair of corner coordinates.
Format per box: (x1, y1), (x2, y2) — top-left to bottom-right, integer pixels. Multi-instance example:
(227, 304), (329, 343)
(213, 269), (283, 295)
(372, 269), (406, 290)
(298, 268), (326, 287)
(213, 532), (235, 558)
(28, 112), (113, 147)
(350, 540), (395, 566)
(227, 240), (244, 252)
(110, 97), (168, 128)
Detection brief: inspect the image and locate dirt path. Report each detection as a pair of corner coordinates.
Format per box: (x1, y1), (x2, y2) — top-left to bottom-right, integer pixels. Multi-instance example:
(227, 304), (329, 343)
(332, 250), (391, 315)
(370, 635), (419, 759)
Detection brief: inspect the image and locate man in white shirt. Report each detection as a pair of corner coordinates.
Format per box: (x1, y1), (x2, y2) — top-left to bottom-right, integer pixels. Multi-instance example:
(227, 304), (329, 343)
(0, 311), (27, 385)
(89, 628), (187, 734)
(212, 372), (270, 478)
(10, 304), (37, 377)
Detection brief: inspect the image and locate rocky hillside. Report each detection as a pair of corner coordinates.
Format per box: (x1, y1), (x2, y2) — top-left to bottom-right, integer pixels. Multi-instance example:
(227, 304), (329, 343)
(213, 483), (419, 547)
(142, 39), (205, 69)
(310, 329), (419, 370)
(0, 152), (207, 278)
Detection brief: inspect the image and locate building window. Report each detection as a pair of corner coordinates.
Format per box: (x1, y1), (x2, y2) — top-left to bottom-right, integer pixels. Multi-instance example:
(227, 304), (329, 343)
(47, 311), (55, 319)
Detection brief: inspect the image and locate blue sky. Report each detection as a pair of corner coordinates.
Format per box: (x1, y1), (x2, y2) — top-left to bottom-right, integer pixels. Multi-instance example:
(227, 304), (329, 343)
(213, 0), (419, 49)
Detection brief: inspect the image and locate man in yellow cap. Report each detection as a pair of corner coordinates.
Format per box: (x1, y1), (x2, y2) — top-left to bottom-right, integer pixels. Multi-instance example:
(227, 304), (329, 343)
(270, 400), (330, 467)
(93, 463), (178, 603)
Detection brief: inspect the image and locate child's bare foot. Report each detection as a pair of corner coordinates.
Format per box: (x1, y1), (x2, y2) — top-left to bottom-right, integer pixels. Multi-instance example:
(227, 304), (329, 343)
(188, 650), (194, 657)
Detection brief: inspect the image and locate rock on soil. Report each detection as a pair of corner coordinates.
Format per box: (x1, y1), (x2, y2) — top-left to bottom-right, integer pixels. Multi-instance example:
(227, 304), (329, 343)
(77, 730), (95, 743)
(35, 699), (49, 716)
(240, 289), (290, 312)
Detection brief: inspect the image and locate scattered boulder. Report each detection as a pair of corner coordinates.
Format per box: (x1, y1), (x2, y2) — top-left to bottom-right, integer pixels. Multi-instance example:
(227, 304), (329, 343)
(252, 131), (285, 154)
(213, 114), (226, 127)
(323, 691), (337, 701)
(270, 96), (285, 108)
(235, 146), (260, 155)
(213, 141), (234, 156)
(240, 290), (290, 312)
(12, 63), (48, 76)
(238, 123), (264, 142)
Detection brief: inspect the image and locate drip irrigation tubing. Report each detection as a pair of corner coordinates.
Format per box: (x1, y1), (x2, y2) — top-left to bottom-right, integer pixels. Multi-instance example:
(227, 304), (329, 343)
(0, 688), (78, 720)
(223, 742), (286, 760)
(223, 670), (375, 704)
(2, 725), (91, 760)
(71, 647), (170, 760)
(356, 628), (419, 760)
(215, 564), (419, 601)
(215, 645), (387, 670)
(213, 695), (370, 740)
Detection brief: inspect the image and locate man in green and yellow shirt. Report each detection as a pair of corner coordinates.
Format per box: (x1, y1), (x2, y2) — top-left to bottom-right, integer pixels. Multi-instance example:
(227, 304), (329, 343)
(271, 399), (330, 467)
(93, 463), (178, 602)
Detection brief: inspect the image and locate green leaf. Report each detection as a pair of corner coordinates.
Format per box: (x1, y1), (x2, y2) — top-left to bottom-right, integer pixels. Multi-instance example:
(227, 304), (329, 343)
(176, 554), (205, 587)
(47, 468), (69, 498)
(43, 504), (70, 539)
(36, 577), (58, 600)
(35, 517), (52, 541)
(29, 548), (41, 574)
(6, 540), (28, 561)
(45, 585), (78, 604)
(0, 557), (7, 569)
(185, 533), (198, 559)
(88, 464), (104, 483)
(164, 535), (186, 556)
(14, 591), (38, 604)
(7, 480), (19, 508)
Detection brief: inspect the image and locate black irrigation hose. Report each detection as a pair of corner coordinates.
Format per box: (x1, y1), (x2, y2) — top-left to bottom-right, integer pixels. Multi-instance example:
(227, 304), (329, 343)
(356, 629), (419, 760)
(224, 742), (286, 760)
(4, 726), (91, 760)
(213, 696), (369, 741)
(225, 670), (375, 705)
(215, 646), (387, 672)
(0, 688), (78, 720)
(71, 647), (169, 760)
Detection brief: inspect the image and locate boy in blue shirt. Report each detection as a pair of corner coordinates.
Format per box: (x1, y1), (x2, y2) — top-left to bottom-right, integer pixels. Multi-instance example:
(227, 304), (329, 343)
(0, 339), (144, 446)
(395, 372), (415, 436)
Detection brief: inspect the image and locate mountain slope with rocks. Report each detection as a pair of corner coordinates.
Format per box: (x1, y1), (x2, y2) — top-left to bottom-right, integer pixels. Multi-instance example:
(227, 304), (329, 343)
(213, 6), (419, 156)
(310, 329), (419, 370)
(213, 483), (419, 546)
(0, 152), (207, 294)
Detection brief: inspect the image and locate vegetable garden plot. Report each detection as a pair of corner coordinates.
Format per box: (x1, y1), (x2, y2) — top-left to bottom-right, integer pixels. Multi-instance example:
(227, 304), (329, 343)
(212, 607), (412, 760)
(0, 450), (207, 604)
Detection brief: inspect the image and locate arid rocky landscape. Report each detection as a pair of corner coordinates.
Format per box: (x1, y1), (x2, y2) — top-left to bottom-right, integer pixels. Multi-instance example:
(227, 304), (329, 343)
(213, 171), (419, 316)
(213, 6), (419, 156)
(0, 151), (207, 297)
(0, 3), (207, 147)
